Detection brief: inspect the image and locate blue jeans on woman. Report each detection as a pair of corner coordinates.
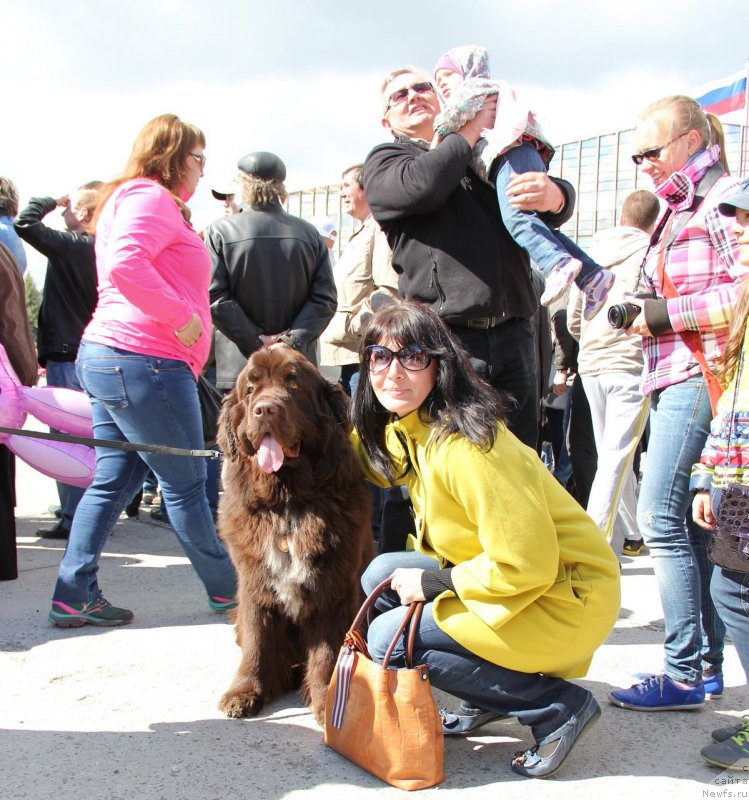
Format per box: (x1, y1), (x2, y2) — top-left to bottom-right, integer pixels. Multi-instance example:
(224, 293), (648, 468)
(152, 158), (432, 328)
(53, 341), (236, 605)
(494, 142), (600, 288)
(362, 552), (591, 742)
(636, 376), (725, 683)
(45, 359), (86, 529)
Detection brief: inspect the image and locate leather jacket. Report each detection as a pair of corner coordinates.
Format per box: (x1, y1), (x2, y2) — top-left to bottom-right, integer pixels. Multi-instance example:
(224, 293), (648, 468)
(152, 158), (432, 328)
(206, 202), (337, 390)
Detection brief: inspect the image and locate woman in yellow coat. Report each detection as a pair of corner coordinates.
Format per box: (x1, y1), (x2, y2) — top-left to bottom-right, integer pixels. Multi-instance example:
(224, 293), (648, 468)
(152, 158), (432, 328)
(351, 300), (620, 779)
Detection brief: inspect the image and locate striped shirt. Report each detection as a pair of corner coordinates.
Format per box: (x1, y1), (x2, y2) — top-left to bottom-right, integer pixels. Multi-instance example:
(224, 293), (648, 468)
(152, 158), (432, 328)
(641, 153), (747, 396)
(691, 324), (749, 491)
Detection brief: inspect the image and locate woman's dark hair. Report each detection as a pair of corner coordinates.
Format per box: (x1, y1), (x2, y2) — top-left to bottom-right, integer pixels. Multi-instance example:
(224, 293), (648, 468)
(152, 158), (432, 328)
(351, 300), (506, 480)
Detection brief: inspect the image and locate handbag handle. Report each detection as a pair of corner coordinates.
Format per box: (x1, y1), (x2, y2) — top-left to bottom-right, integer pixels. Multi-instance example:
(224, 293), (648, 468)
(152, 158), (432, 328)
(724, 347), (745, 463)
(350, 577), (424, 669)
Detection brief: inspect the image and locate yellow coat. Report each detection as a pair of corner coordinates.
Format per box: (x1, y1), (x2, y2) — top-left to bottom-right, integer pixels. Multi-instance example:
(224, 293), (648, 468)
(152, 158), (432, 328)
(353, 412), (620, 679)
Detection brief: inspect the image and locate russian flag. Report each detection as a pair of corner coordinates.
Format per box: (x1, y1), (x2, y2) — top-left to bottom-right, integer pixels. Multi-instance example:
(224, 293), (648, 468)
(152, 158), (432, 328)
(695, 70), (747, 116)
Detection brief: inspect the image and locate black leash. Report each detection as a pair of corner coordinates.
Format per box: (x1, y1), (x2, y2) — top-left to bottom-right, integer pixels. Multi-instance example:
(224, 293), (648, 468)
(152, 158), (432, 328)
(0, 426), (221, 459)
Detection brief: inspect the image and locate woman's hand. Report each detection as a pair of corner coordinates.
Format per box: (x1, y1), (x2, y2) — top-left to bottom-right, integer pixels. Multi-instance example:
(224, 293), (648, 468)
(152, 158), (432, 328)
(390, 568), (426, 605)
(692, 490), (715, 530)
(625, 312), (653, 338)
(506, 171), (564, 213)
(175, 314), (202, 347)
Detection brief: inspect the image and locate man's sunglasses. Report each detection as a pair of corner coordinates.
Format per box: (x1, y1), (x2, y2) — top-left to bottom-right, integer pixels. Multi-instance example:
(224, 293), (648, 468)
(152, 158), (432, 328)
(631, 131), (689, 165)
(386, 81), (434, 110)
(364, 344), (433, 373)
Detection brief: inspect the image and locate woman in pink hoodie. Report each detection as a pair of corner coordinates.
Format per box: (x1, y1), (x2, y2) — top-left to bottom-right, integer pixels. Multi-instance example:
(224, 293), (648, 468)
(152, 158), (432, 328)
(49, 114), (236, 628)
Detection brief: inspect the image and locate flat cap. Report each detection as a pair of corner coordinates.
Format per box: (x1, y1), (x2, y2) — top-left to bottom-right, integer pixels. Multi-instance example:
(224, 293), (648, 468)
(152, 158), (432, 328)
(237, 151), (286, 182)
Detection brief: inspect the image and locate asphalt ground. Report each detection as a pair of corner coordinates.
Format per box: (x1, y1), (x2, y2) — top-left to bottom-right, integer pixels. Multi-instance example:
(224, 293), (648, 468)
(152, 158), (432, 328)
(3, 443), (749, 800)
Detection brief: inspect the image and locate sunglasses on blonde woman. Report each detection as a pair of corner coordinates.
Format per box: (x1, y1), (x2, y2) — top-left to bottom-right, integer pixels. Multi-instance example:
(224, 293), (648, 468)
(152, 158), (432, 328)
(189, 152), (207, 167)
(365, 344), (433, 373)
(631, 131), (689, 165)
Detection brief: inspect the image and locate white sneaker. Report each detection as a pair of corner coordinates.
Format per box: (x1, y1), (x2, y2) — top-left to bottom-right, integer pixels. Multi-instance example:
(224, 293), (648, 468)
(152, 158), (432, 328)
(540, 259), (582, 307)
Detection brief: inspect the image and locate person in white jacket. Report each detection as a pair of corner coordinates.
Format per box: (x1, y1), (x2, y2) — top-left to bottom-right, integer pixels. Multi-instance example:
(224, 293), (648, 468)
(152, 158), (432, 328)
(567, 189), (660, 556)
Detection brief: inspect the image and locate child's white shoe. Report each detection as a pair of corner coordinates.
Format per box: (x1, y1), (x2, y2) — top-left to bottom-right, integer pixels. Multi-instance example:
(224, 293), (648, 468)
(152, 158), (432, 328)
(539, 259), (582, 307)
(583, 270), (615, 321)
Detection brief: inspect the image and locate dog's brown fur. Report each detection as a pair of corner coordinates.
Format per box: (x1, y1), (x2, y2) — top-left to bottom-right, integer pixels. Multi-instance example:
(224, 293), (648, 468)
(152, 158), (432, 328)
(216, 347), (374, 725)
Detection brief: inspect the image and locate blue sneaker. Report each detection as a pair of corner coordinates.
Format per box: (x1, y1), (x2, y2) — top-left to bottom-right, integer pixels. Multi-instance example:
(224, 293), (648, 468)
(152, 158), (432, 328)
(608, 673), (705, 711)
(704, 670), (724, 699)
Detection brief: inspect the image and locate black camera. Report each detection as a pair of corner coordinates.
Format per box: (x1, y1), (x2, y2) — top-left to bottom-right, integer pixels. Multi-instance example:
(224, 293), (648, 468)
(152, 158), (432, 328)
(607, 302), (641, 330)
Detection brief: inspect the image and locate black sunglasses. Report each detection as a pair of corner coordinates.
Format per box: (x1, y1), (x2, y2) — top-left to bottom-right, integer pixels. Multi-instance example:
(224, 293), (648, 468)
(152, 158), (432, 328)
(386, 81), (434, 110)
(631, 132), (689, 165)
(364, 344), (433, 373)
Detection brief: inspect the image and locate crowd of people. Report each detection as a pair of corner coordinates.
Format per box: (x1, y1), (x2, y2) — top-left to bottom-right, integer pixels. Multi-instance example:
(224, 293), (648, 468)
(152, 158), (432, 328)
(2, 44), (749, 779)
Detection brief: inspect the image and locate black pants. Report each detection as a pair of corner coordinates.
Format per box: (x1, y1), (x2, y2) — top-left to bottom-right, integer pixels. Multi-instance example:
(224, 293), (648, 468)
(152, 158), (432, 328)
(450, 319), (538, 449)
(0, 445), (18, 580)
(568, 376), (597, 507)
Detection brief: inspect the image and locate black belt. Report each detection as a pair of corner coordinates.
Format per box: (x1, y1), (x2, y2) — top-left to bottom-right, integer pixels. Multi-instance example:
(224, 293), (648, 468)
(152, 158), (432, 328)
(448, 315), (516, 330)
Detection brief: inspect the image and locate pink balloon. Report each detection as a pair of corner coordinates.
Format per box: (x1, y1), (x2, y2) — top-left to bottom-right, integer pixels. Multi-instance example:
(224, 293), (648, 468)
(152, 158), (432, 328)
(0, 344), (95, 487)
(9, 435), (95, 488)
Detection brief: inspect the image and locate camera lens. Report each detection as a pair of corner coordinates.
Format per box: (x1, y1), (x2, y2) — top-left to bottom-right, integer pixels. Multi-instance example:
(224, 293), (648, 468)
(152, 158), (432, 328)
(607, 303), (640, 330)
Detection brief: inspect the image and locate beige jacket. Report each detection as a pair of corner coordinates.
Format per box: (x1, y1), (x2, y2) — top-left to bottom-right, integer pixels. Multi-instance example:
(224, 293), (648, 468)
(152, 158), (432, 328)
(319, 214), (399, 367)
(567, 226), (649, 377)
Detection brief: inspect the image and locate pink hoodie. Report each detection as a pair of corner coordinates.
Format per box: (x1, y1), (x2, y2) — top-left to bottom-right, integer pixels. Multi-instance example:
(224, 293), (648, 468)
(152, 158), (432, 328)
(84, 178), (211, 377)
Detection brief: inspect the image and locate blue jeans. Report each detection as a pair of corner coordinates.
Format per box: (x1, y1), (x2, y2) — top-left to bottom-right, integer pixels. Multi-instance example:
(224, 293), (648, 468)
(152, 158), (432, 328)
(711, 566), (749, 682)
(362, 552), (591, 742)
(53, 342), (236, 605)
(45, 359), (86, 528)
(495, 142), (600, 288)
(709, 488), (749, 682)
(636, 376), (725, 682)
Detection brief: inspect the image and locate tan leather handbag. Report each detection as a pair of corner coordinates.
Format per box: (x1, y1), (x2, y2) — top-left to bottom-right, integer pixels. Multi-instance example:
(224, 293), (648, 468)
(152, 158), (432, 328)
(323, 578), (445, 791)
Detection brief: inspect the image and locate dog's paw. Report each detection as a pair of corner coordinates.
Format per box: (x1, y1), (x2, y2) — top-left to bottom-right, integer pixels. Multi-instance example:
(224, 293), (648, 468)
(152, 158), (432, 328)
(218, 690), (264, 719)
(311, 703), (326, 728)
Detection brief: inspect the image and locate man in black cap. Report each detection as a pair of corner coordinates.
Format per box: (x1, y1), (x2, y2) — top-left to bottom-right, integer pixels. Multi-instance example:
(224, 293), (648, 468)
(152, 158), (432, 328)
(206, 151), (337, 391)
(211, 180), (242, 216)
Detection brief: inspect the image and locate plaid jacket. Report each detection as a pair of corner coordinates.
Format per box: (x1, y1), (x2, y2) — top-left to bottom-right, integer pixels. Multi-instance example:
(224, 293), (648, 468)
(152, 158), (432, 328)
(641, 164), (747, 396)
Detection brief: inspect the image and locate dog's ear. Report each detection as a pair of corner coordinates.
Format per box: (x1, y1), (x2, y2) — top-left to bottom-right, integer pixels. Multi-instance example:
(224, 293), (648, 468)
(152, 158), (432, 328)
(216, 382), (244, 462)
(321, 379), (352, 433)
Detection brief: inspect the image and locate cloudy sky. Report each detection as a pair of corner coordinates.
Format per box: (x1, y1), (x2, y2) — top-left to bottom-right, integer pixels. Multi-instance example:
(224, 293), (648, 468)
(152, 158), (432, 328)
(2, 0), (747, 283)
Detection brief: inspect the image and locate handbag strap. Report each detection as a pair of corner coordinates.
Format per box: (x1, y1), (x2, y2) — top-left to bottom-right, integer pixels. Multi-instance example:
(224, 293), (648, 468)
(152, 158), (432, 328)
(725, 347), (746, 463)
(350, 577), (424, 669)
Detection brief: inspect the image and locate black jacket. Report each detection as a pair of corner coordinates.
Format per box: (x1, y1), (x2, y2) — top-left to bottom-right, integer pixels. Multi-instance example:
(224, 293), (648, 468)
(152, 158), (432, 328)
(206, 202), (337, 390)
(14, 197), (97, 365)
(363, 134), (575, 322)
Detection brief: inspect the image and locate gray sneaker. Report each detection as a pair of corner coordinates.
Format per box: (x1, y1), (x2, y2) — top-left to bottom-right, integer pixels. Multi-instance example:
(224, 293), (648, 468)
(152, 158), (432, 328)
(441, 702), (510, 735)
(712, 718), (749, 743)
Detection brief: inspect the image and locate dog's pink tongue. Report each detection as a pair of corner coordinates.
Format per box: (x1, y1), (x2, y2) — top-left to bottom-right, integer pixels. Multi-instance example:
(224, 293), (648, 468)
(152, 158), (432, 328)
(257, 434), (284, 473)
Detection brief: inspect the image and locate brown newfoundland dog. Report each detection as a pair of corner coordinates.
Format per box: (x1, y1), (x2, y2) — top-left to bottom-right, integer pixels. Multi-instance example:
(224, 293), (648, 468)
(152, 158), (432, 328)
(216, 346), (374, 725)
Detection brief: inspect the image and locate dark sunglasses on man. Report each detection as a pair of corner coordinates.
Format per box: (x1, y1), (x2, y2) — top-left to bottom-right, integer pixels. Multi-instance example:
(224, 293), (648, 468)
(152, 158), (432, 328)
(386, 82), (435, 110)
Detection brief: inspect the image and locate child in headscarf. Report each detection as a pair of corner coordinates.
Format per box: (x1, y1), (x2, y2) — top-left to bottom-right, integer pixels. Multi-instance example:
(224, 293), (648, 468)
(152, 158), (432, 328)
(433, 45), (613, 320)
